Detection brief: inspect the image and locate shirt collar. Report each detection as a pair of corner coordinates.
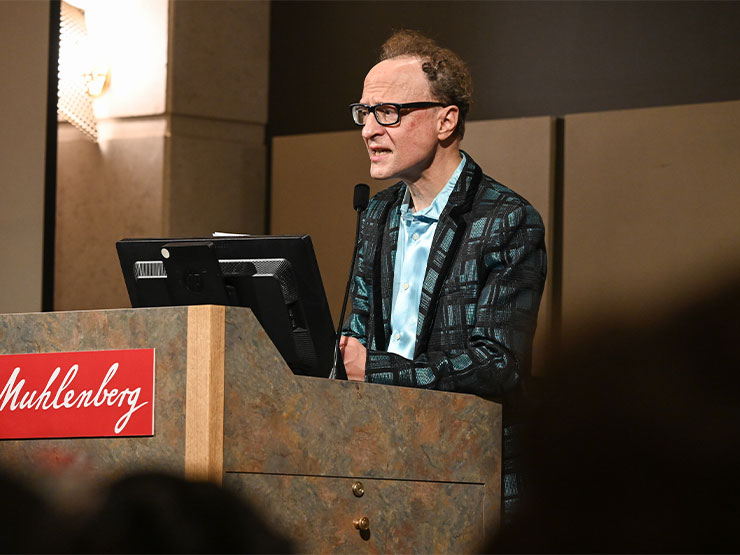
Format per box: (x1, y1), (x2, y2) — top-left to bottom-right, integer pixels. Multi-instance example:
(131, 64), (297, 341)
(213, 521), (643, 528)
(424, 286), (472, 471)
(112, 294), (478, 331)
(400, 152), (467, 221)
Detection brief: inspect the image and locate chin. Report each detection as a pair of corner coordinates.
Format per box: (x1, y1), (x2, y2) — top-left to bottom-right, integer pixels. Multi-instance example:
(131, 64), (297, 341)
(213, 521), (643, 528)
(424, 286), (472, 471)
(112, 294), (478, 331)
(369, 163), (395, 181)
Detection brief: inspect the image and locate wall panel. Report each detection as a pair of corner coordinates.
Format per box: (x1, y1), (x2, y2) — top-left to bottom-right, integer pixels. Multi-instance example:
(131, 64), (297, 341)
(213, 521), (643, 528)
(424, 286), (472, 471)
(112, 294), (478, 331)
(562, 100), (740, 335)
(55, 122), (166, 310)
(0, 1), (50, 313)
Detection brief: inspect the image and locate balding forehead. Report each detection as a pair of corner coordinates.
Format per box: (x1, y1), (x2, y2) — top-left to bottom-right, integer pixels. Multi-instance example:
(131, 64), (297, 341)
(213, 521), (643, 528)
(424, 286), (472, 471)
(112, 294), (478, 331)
(378, 56), (421, 70)
(362, 56), (431, 102)
(365, 56), (423, 81)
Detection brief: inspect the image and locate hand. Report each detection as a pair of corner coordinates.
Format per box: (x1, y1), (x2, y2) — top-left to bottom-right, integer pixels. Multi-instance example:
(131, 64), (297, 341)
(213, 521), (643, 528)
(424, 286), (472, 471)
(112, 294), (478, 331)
(339, 336), (367, 381)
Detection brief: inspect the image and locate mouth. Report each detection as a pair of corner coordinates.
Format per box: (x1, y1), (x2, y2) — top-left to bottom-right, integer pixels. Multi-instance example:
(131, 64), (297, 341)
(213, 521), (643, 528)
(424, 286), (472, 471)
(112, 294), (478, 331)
(369, 147), (391, 161)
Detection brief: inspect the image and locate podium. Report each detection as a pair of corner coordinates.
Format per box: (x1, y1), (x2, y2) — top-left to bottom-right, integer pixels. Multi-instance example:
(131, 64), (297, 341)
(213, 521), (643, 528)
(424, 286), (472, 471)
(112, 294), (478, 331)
(0, 305), (501, 552)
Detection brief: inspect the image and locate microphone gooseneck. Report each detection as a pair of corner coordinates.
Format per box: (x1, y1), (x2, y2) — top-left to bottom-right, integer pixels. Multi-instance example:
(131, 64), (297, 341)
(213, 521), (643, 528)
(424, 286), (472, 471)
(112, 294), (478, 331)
(329, 183), (370, 380)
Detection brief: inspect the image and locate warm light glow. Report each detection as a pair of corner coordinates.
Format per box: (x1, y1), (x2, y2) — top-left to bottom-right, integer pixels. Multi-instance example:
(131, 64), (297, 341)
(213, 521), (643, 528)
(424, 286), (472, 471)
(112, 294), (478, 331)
(59, 0), (169, 128)
(82, 66), (110, 97)
(58, 1), (98, 140)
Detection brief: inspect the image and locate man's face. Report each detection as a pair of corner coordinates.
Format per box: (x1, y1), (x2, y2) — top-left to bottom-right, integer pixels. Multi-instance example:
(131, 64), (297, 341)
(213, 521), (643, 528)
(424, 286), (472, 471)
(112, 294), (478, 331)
(359, 57), (442, 184)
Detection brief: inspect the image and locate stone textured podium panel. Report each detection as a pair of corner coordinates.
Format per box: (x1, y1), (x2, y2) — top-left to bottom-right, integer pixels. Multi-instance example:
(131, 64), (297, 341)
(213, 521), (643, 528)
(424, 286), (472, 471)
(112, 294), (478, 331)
(221, 306), (501, 551)
(0, 307), (189, 483)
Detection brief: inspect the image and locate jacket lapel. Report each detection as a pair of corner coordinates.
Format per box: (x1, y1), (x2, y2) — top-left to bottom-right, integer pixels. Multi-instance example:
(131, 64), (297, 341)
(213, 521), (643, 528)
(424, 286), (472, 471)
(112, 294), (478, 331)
(371, 186), (403, 350)
(414, 154), (481, 357)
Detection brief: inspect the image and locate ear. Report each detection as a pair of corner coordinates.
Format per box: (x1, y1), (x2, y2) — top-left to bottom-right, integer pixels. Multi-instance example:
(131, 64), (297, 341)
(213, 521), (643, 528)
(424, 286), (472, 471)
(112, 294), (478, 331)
(437, 105), (460, 140)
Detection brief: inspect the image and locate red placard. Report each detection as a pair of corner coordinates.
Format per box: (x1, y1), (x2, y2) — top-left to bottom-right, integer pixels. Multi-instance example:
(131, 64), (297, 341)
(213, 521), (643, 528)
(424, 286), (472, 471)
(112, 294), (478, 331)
(0, 349), (155, 439)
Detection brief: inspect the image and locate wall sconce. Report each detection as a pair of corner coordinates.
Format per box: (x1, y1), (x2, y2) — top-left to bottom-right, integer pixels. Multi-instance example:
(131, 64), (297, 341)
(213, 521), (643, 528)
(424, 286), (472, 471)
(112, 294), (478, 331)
(58, 0), (110, 141)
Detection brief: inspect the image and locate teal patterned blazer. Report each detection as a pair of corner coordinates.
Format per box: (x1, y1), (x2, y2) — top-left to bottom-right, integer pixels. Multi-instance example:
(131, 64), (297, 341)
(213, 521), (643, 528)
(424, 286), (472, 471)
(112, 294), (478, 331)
(344, 152), (547, 398)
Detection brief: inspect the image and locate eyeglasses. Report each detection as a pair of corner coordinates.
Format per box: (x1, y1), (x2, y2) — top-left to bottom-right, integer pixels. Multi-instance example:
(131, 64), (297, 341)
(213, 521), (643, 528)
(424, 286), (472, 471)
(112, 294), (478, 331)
(350, 102), (447, 126)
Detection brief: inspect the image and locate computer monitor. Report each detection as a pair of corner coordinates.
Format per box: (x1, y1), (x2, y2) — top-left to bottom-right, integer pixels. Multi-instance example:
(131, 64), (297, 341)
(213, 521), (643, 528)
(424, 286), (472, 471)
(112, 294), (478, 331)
(116, 235), (340, 379)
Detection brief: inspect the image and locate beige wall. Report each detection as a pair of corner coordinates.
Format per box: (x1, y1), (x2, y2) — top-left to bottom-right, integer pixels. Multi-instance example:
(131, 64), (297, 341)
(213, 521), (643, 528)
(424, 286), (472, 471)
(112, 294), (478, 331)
(55, 121), (167, 310)
(55, 0), (270, 311)
(0, 1), (50, 314)
(561, 99), (740, 335)
(165, 0), (268, 237)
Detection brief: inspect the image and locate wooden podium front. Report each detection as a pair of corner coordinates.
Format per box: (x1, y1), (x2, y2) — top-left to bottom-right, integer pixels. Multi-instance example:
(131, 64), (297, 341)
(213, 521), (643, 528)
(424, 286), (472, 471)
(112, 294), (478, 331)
(0, 306), (501, 552)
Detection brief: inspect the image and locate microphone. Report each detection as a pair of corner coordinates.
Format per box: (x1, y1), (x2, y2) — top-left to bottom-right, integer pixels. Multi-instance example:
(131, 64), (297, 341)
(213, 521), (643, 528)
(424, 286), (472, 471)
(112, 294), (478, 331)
(329, 183), (370, 380)
(354, 183), (370, 211)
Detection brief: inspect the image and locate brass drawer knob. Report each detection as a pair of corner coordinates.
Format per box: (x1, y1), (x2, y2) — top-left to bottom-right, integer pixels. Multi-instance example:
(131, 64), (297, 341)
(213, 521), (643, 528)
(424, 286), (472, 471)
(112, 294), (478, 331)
(352, 481), (365, 497)
(353, 516), (370, 531)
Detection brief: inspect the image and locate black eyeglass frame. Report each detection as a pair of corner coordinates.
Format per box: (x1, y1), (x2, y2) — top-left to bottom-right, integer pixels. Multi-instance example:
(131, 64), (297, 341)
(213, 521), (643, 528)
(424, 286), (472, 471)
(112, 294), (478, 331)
(349, 102), (448, 126)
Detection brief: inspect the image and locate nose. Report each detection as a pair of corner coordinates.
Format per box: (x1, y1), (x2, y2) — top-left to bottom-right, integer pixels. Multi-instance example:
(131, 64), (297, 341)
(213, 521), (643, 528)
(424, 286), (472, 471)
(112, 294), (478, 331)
(361, 113), (384, 140)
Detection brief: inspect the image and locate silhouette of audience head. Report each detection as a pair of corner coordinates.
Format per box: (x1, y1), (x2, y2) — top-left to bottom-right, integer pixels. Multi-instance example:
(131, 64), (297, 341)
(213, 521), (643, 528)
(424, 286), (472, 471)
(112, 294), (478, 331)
(0, 470), (56, 553)
(0, 470), (291, 553)
(70, 472), (293, 553)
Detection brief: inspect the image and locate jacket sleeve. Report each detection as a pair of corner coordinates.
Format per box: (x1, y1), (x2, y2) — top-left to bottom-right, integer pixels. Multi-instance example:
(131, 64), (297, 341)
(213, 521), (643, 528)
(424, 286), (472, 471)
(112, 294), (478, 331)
(342, 210), (372, 346)
(363, 202), (546, 398)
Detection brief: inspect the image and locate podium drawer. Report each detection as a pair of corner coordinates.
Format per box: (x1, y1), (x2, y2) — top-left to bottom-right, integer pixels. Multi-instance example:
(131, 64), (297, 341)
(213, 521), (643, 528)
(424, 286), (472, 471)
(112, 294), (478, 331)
(224, 472), (486, 553)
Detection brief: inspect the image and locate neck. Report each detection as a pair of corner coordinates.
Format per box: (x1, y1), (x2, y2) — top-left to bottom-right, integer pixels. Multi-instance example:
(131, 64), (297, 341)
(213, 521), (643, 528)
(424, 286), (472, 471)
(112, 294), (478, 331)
(405, 145), (462, 212)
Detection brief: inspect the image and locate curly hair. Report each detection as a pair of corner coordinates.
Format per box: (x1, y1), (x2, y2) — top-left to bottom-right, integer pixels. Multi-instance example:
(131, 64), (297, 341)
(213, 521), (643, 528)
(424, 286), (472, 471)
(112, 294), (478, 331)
(379, 29), (472, 139)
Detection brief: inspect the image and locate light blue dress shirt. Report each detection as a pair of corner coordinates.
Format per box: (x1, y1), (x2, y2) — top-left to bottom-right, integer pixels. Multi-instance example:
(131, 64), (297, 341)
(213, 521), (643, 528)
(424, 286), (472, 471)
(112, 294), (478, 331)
(387, 153), (466, 359)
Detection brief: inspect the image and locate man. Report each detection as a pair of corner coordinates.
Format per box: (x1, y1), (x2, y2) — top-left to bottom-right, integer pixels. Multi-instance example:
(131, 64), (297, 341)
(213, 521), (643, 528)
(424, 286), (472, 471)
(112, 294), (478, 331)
(340, 30), (546, 517)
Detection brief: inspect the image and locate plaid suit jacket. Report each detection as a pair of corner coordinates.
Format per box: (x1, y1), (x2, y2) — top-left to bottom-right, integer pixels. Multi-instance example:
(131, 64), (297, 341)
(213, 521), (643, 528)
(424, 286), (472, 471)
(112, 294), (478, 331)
(344, 152), (546, 398)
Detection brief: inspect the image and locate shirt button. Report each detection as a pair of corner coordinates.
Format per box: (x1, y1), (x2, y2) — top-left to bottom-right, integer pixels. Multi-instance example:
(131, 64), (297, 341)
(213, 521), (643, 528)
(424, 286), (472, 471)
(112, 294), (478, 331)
(412, 233), (420, 241)
(394, 332), (401, 341)
(402, 282), (409, 290)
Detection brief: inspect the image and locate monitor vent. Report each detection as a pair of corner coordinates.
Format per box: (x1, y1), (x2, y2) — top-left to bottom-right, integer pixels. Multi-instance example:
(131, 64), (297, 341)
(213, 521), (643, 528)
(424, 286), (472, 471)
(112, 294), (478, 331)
(219, 260), (257, 276)
(134, 261), (165, 279)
